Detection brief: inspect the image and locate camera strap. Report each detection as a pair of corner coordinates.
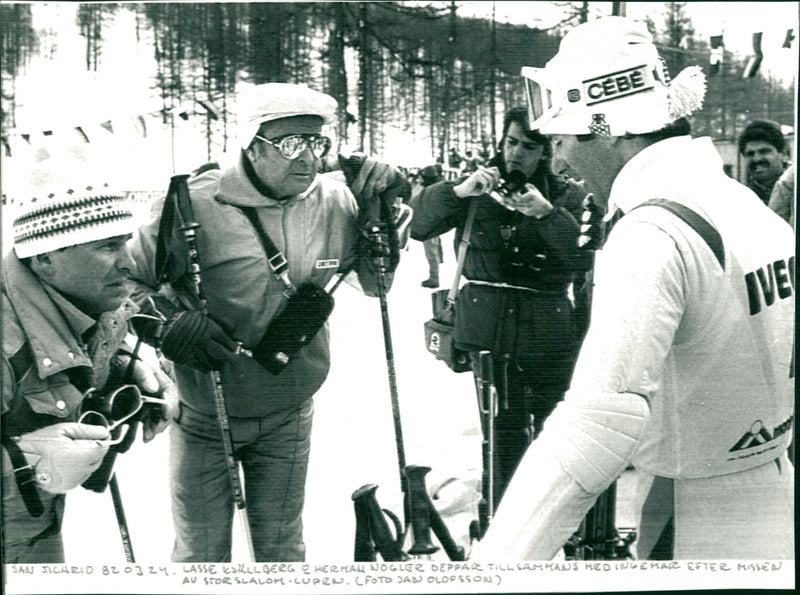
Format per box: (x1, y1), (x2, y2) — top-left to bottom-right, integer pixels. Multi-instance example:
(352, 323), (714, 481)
(446, 199), (479, 307)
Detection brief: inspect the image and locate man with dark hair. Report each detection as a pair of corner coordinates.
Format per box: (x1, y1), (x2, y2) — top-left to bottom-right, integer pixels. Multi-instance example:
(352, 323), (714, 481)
(476, 16), (793, 560)
(127, 83), (409, 562)
(738, 119), (790, 204)
(410, 105), (591, 507)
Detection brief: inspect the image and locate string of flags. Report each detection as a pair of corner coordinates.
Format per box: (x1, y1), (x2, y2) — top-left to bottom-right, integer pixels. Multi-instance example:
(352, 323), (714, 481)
(7, 97), (223, 154)
(708, 28), (795, 79)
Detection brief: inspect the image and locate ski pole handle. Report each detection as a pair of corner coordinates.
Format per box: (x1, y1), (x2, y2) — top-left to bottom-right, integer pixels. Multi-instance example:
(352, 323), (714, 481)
(351, 484), (408, 562)
(352, 485), (378, 562)
(404, 466), (439, 556)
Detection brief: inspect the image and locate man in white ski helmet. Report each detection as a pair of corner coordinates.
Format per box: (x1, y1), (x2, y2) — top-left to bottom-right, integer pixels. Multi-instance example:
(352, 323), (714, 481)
(474, 16), (794, 560)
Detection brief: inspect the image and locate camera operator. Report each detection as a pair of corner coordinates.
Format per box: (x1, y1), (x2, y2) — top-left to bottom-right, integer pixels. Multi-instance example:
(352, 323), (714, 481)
(409, 107), (592, 506)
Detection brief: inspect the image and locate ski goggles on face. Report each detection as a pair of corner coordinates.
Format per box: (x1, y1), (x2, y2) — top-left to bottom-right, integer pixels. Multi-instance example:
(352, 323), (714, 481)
(79, 384), (163, 432)
(254, 133), (332, 160)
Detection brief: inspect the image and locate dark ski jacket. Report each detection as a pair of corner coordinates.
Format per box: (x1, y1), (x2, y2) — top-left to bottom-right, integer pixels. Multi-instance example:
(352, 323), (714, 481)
(410, 156), (591, 371)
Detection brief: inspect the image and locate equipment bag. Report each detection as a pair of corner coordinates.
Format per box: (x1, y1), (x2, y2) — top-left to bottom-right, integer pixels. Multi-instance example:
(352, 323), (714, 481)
(422, 199), (478, 374)
(238, 206), (337, 375)
(424, 290), (470, 373)
(252, 282), (335, 375)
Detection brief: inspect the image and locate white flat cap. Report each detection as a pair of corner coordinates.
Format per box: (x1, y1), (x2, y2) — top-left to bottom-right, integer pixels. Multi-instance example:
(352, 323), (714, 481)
(237, 83), (338, 149)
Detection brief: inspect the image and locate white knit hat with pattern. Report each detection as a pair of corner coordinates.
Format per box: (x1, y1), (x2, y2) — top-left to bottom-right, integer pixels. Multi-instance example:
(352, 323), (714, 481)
(11, 154), (135, 258)
(237, 83), (338, 149)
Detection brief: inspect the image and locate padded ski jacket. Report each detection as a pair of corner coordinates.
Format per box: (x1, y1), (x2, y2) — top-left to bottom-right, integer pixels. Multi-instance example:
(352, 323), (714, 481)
(2, 252), (134, 434)
(128, 153), (389, 417)
(409, 158), (591, 366)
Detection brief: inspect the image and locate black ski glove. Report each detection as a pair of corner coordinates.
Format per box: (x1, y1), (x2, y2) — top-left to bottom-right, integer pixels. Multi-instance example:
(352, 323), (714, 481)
(160, 311), (239, 373)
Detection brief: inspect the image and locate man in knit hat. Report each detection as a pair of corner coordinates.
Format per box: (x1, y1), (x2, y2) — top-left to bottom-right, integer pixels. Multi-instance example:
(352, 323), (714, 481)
(738, 119), (791, 205)
(474, 16), (793, 560)
(1, 153), (174, 563)
(127, 82), (409, 562)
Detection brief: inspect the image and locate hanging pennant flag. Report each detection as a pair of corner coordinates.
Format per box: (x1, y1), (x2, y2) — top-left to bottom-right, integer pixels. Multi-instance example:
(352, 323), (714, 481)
(743, 32), (763, 78)
(709, 34), (724, 75)
(783, 28), (795, 48)
(196, 99), (221, 121)
(131, 115), (147, 138)
(75, 126), (90, 143)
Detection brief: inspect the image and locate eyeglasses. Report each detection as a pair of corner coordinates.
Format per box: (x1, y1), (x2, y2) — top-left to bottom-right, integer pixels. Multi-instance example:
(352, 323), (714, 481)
(79, 384), (163, 434)
(254, 133), (332, 160)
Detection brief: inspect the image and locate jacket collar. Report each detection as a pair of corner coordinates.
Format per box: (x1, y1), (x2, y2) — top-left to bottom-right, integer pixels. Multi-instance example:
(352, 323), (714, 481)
(214, 152), (320, 208)
(2, 251), (136, 380)
(3, 252), (95, 378)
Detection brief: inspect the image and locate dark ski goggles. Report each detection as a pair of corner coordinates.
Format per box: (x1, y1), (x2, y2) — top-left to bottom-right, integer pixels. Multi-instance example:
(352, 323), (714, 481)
(255, 133), (332, 160)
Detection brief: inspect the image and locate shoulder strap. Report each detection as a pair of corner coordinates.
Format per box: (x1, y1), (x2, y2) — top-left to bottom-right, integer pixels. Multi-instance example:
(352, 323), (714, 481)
(633, 199), (725, 270)
(447, 198), (480, 302)
(239, 207), (293, 292)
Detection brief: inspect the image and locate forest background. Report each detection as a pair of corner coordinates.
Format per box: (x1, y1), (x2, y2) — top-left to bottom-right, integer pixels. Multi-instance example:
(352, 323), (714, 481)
(1, 1), (796, 192)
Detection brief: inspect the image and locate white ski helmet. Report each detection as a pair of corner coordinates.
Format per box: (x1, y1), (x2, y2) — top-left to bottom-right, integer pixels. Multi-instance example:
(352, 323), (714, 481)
(521, 16), (706, 137)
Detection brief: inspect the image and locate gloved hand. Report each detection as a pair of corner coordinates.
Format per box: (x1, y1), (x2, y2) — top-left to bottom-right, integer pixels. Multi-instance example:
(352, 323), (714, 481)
(15, 423), (111, 493)
(453, 166), (501, 199)
(338, 153), (409, 225)
(577, 193), (604, 249)
(160, 310), (239, 373)
(115, 353), (178, 442)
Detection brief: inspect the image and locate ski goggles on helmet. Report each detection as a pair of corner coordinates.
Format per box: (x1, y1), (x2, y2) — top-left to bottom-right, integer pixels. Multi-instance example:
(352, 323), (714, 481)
(521, 66), (564, 132)
(255, 133), (332, 160)
(79, 384), (163, 433)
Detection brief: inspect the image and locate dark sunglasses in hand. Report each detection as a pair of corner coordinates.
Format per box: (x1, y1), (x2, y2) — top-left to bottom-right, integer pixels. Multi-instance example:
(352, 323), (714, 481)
(255, 133), (332, 160)
(79, 384), (163, 435)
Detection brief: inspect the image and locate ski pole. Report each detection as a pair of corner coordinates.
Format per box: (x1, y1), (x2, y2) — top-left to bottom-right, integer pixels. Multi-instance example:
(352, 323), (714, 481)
(109, 474), (135, 562)
(368, 218), (411, 546)
(169, 174), (255, 561)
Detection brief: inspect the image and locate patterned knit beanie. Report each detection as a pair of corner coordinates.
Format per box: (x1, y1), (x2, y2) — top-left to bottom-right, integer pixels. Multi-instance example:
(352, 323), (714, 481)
(11, 153), (135, 258)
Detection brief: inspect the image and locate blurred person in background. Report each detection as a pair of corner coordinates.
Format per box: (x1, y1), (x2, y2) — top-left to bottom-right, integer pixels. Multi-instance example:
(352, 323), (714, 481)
(413, 164), (445, 288)
(768, 163), (795, 228)
(410, 106), (591, 507)
(738, 119), (791, 205)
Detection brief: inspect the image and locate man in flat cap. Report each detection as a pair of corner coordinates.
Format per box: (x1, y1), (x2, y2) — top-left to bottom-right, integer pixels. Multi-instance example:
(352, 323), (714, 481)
(2, 152), (174, 563)
(474, 16), (793, 560)
(127, 82), (410, 562)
